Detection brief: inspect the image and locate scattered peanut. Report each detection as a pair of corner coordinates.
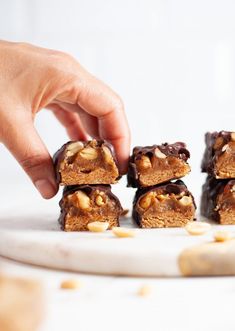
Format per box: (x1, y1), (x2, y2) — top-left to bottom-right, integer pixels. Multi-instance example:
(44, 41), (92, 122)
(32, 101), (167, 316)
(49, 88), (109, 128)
(87, 221), (109, 232)
(154, 147), (167, 159)
(80, 146), (98, 160)
(179, 196), (192, 206)
(112, 227), (136, 238)
(137, 284), (152, 297)
(185, 221), (211, 235)
(214, 230), (231, 242)
(60, 279), (82, 290)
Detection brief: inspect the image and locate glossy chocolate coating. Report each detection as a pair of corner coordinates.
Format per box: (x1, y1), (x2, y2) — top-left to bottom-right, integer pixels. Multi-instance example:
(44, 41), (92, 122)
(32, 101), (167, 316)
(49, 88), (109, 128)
(201, 131), (234, 176)
(200, 176), (235, 222)
(53, 140), (120, 185)
(132, 180), (196, 227)
(127, 142), (190, 188)
(59, 184), (123, 230)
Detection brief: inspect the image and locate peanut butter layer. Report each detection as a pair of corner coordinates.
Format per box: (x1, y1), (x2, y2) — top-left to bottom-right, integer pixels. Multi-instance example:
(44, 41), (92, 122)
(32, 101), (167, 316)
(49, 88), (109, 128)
(59, 185), (123, 231)
(54, 140), (120, 185)
(201, 131), (235, 179)
(127, 142), (190, 188)
(201, 176), (235, 224)
(132, 180), (196, 228)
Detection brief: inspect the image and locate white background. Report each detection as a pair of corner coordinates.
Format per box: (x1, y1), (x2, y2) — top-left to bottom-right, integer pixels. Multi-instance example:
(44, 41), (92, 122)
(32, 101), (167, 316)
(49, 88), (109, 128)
(1, 2), (235, 331)
(1, 0), (235, 206)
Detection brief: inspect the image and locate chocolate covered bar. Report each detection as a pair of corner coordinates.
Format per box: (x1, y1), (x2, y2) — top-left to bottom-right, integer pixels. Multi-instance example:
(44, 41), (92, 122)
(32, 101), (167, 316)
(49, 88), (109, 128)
(132, 180), (196, 228)
(201, 131), (235, 179)
(201, 176), (235, 224)
(59, 184), (123, 231)
(54, 140), (120, 185)
(127, 142), (190, 187)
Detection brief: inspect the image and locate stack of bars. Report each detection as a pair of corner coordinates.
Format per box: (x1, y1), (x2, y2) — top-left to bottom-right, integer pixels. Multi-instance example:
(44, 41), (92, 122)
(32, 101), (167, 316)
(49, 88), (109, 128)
(201, 131), (235, 224)
(127, 142), (196, 228)
(54, 140), (123, 231)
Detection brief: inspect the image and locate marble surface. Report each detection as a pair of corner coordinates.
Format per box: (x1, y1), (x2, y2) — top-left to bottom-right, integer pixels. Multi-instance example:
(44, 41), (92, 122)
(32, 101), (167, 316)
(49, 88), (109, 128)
(1, 200), (235, 276)
(1, 183), (235, 330)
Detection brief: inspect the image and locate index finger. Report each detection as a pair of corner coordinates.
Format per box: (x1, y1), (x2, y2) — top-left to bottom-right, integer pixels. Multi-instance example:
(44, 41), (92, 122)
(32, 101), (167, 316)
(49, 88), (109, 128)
(72, 69), (130, 173)
(78, 73), (130, 173)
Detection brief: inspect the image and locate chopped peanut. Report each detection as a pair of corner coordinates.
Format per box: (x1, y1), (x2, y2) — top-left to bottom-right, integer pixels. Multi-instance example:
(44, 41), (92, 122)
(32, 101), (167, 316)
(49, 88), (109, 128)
(185, 221), (211, 235)
(112, 227), (136, 238)
(60, 279), (82, 290)
(214, 230), (231, 242)
(87, 221), (109, 232)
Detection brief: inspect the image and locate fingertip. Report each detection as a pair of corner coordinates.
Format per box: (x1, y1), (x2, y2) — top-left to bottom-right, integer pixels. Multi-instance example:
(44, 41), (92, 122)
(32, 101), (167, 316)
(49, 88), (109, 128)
(35, 179), (58, 199)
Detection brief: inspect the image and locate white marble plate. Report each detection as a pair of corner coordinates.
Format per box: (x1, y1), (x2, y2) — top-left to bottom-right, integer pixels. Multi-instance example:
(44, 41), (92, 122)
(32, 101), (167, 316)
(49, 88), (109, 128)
(1, 206), (235, 276)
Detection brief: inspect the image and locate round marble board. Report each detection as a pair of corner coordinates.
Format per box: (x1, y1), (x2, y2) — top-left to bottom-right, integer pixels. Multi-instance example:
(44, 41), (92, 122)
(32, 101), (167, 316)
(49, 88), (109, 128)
(1, 205), (235, 277)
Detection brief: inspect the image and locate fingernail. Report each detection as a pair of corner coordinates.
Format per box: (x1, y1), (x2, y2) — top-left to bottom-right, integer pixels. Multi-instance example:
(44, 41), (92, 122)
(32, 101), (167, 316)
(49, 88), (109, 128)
(35, 179), (57, 199)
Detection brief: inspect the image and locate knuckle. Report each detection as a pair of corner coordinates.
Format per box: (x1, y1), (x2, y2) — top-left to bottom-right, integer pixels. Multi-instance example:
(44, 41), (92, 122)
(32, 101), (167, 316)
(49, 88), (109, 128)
(19, 154), (49, 172)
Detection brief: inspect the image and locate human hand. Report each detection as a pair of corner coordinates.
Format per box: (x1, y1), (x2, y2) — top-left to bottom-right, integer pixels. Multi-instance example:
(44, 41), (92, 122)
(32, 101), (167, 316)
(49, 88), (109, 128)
(0, 41), (130, 199)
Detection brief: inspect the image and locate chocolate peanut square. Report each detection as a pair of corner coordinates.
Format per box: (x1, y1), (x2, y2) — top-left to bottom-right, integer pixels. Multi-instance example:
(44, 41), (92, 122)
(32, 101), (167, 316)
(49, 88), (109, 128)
(127, 142), (190, 187)
(132, 180), (196, 228)
(54, 140), (120, 186)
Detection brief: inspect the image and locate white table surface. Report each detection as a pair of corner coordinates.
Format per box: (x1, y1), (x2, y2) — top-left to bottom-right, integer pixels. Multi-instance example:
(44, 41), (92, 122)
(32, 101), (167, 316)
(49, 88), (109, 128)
(1, 179), (235, 331)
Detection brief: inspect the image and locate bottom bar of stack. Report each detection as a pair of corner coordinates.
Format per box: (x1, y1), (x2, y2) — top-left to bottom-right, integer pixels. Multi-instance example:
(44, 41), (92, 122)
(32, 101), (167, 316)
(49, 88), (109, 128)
(201, 176), (235, 224)
(59, 185), (123, 231)
(132, 180), (196, 228)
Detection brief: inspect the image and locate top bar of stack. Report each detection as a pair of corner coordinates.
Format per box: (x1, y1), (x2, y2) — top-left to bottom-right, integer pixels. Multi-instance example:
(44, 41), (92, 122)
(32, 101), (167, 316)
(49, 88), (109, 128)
(201, 131), (235, 179)
(54, 140), (120, 185)
(127, 142), (190, 187)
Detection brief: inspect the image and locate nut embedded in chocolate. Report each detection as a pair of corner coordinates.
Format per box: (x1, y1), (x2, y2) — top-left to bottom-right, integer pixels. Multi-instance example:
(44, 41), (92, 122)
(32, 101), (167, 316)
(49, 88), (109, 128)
(132, 180), (196, 228)
(54, 140), (120, 185)
(127, 142), (190, 188)
(200, 176), (235, 224)
(201, 131), (235, 179)
(59, 185), (123, 231)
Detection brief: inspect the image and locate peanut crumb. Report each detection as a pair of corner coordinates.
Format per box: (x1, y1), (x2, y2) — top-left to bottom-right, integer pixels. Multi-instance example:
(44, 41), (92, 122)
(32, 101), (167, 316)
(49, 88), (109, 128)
(87, 221), (109, 232)
(214, 230), (231, 242)
(112, 227), (136, 238)
(60, 279), (82, 290)
(185, 221), (211, 235)
(137, 284), (152, 297)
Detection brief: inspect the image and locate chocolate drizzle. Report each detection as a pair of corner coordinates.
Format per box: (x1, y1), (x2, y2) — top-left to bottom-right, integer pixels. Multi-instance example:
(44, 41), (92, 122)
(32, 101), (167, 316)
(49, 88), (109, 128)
(53, 139), (121, 184)
(59, 184), (123, 230)
(201, 131), (234, 175)
(127, 142), (190, 187)
(132, 180), (196, 226)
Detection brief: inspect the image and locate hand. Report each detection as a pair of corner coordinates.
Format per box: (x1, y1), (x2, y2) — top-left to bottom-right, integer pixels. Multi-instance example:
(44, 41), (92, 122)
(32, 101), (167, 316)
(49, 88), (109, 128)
(0, 41), (130, 199)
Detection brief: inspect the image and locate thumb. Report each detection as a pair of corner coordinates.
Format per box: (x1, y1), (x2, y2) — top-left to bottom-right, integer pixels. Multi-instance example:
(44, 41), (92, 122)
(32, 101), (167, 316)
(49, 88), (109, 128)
(1, 113), (58, 199)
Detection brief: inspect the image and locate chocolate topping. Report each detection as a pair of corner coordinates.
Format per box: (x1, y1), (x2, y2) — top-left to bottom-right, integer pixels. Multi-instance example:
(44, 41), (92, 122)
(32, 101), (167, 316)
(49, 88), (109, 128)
(59, 184), (123, 231)
(132, 180), (196, 227)
(200, 176), (235, 222)
(201, 131), (235, 176)
(53, 140), (121, 185)
(127, 142), (190, 187)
